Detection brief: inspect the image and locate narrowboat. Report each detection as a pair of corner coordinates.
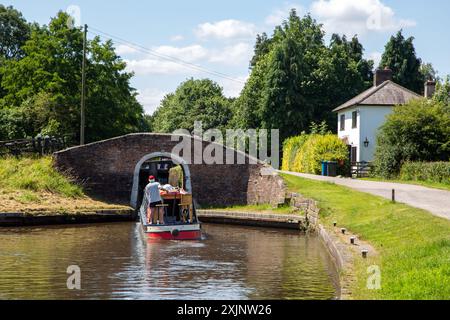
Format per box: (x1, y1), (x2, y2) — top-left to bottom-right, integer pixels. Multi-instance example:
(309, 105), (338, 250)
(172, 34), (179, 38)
(139, 189), (202, 240)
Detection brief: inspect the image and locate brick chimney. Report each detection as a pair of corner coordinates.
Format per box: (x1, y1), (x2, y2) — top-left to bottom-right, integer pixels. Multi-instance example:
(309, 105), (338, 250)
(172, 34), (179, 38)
(374, 67), (393, 87)
(424, 80), (436, 99)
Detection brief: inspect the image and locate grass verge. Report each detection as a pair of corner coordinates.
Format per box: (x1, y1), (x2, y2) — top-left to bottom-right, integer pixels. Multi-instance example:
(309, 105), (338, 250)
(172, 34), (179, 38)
(281, 173), (450, 300)
(0, 156), (129, 214)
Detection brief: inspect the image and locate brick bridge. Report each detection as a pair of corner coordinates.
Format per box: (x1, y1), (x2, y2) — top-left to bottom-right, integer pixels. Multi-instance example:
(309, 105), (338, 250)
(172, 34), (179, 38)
(53, 133), (286, 209)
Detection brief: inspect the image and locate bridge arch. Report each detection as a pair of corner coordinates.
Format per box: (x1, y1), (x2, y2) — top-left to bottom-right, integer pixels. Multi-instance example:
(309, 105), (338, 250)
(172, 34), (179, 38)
(130, 151), (192, 208)
(53, 133), (286, 209)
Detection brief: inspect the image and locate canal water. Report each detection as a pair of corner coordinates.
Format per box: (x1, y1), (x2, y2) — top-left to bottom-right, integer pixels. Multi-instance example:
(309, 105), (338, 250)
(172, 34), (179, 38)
(0, 223), (338, 300)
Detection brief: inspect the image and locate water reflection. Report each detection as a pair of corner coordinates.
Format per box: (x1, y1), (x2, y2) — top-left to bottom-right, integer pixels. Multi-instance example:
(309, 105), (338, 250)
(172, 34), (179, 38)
(0, 223), (337, 300)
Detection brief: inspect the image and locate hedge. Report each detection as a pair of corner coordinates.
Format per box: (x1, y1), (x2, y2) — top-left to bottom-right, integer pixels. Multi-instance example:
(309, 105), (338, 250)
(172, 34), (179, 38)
(281, 135), (308, 171)
(282, 134), (348, 174)
(400, 162), (450, 185)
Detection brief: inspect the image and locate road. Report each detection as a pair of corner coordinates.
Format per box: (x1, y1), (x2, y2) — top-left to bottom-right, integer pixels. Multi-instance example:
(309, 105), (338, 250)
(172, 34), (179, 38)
(280, 171), (450, 220)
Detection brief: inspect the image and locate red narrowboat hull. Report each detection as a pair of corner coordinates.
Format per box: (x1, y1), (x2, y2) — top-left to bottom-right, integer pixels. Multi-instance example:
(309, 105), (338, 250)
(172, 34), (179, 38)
(143, 224), (202, 240)
(147, 230), (202, 240)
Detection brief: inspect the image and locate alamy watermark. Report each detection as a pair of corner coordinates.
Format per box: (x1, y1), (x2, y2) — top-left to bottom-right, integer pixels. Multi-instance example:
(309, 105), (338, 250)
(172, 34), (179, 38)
(66, 5), (82, 29)
(367, 265), (381, 290)
(67, 265), (81, 290)
(170, 121), (280, 171)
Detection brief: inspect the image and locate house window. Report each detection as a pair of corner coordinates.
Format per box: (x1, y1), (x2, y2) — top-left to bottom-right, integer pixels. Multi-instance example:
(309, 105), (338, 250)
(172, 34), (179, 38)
(352, 111), (358, 129)
(340, 114), (345, 131)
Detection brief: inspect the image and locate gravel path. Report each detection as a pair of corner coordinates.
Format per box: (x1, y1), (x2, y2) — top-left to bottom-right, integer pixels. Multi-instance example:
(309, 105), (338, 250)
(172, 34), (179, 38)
(280, 171), (450, 220)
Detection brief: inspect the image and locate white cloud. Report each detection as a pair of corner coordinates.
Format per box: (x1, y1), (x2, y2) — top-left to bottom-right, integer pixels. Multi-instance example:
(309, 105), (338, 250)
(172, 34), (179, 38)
(368, 51), (382, 68)
(220, 75), (249, 98)
(116, 44), (138, 55)
(170, 35), (184, 42)
(124, 44), (208, 75)
(209, 42), (253, 66)
(153, 44), (208, 62)
(195, 19), (257, 40)
(137, 88), (167, 115)
(265, 3), (304, 26)
(310, 0), (416, 36)
(125, 58), (199, 75)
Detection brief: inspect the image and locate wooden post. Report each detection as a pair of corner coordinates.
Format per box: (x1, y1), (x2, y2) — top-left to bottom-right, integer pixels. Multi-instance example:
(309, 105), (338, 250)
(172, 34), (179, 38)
(392, 189), (396, 203)
(80, 24), (87, 145)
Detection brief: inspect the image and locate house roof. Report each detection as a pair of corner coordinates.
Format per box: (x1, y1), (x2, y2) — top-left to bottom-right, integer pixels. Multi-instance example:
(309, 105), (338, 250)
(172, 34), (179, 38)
(333, 80), (422, 112)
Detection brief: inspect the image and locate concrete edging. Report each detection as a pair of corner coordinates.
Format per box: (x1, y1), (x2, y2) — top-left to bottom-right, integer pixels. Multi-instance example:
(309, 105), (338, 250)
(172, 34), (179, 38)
(0, 209), (134, 227)
(197, 210), (308, 231)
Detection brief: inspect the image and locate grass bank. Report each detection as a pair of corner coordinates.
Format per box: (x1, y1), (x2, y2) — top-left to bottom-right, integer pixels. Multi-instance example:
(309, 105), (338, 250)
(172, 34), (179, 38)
(281, 173), (450, 300)
(0, 157), (129, 214)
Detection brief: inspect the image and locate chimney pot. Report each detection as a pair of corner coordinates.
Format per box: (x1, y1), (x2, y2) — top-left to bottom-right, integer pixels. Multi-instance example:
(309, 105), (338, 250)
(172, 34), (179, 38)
(374, 68), (393, 87)
(425, 80), (436, 99)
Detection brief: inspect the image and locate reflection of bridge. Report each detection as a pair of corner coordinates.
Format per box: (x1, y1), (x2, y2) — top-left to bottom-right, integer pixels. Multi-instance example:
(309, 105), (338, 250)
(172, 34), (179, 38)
(53, 133), (286, 208)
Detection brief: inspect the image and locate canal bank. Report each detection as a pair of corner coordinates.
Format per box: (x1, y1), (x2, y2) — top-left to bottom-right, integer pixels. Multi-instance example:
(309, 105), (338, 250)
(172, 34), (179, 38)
(0, 209), (134, 227)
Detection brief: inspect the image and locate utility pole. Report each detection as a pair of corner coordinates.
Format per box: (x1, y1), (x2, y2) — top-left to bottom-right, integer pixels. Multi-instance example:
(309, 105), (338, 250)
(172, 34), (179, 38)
(80, 24), (87, 145)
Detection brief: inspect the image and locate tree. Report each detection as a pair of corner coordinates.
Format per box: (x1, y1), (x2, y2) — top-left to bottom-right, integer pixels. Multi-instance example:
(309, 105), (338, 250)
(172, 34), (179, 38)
(233, 10), (372, 141)
(433, 76), (450, 106)
(0, 5), (30, 59)
(0, 11), (146, 143)
(379, 30), (423, 93)
(373, 99), (450, 178)
(151, 78), (232, 133)
(249, 32), (273, 69)
(420, 63), (438, 82)
(0, 5), (31, 99)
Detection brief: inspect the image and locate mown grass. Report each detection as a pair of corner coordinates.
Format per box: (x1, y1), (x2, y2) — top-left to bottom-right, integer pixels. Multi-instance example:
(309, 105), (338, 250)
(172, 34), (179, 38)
(281, 173), (450, 300)
(0, 156), (83, 198)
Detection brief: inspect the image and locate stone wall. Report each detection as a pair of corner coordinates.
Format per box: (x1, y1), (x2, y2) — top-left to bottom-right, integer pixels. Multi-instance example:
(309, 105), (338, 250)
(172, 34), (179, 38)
(287, 192), (321, 230)
(53, 133), (286, 208)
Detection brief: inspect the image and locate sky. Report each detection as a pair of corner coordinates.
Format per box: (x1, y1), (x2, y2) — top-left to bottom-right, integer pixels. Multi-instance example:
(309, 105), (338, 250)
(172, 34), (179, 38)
(3, 0), (450, 114)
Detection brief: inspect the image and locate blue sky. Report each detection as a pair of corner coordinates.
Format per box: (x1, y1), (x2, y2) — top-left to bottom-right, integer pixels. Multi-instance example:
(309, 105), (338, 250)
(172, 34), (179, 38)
(4, 0), (450, 114)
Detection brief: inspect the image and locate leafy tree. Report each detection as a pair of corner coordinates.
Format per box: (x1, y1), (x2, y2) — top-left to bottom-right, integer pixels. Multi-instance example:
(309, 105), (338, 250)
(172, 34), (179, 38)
(420, 63), (438, 82)
(373, 99), (450, 178)
(379, 30), (424, 93)
(0, 11), (146, 143)
(233, 10), (373, 141)
(433, 76), (450, 106)
(249, 32), (273, 69)
(151, 78), (232, 133)
(0, 5), (30, 59)
(0, 5), (31, 99)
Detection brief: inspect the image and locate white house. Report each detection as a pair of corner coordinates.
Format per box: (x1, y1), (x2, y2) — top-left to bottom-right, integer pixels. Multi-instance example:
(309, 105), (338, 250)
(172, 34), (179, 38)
(333, 68), (435, 163)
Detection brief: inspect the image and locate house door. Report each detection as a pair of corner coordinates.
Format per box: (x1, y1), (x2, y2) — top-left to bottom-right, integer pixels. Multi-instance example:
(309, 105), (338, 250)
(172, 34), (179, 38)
(350, 147), (357, 163)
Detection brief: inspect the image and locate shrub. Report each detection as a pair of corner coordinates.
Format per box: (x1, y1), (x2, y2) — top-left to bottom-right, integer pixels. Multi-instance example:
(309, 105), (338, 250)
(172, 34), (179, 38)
(373, 99), (450, 178)
(281, 135), (308, 171)
(400, 162), (450, 184)
(282, 134), (348, 174)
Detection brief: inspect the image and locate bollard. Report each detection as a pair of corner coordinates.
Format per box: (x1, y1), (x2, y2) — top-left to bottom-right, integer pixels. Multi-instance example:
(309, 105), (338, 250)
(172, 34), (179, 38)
(350, 236), (356, 245)
(362, 249), (369, 258)
(341, 228), (346, 235)
(333, 221), (337, 227)
(392, 189), (396, 203)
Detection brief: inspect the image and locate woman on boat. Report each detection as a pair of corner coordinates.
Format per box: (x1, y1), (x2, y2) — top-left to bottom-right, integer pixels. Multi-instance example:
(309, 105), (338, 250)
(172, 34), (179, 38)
(144, 175), (164, 224)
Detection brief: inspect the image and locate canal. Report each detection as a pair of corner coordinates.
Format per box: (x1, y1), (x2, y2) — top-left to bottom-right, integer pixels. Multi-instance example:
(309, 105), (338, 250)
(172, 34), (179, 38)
(0, 223), (339, 300)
